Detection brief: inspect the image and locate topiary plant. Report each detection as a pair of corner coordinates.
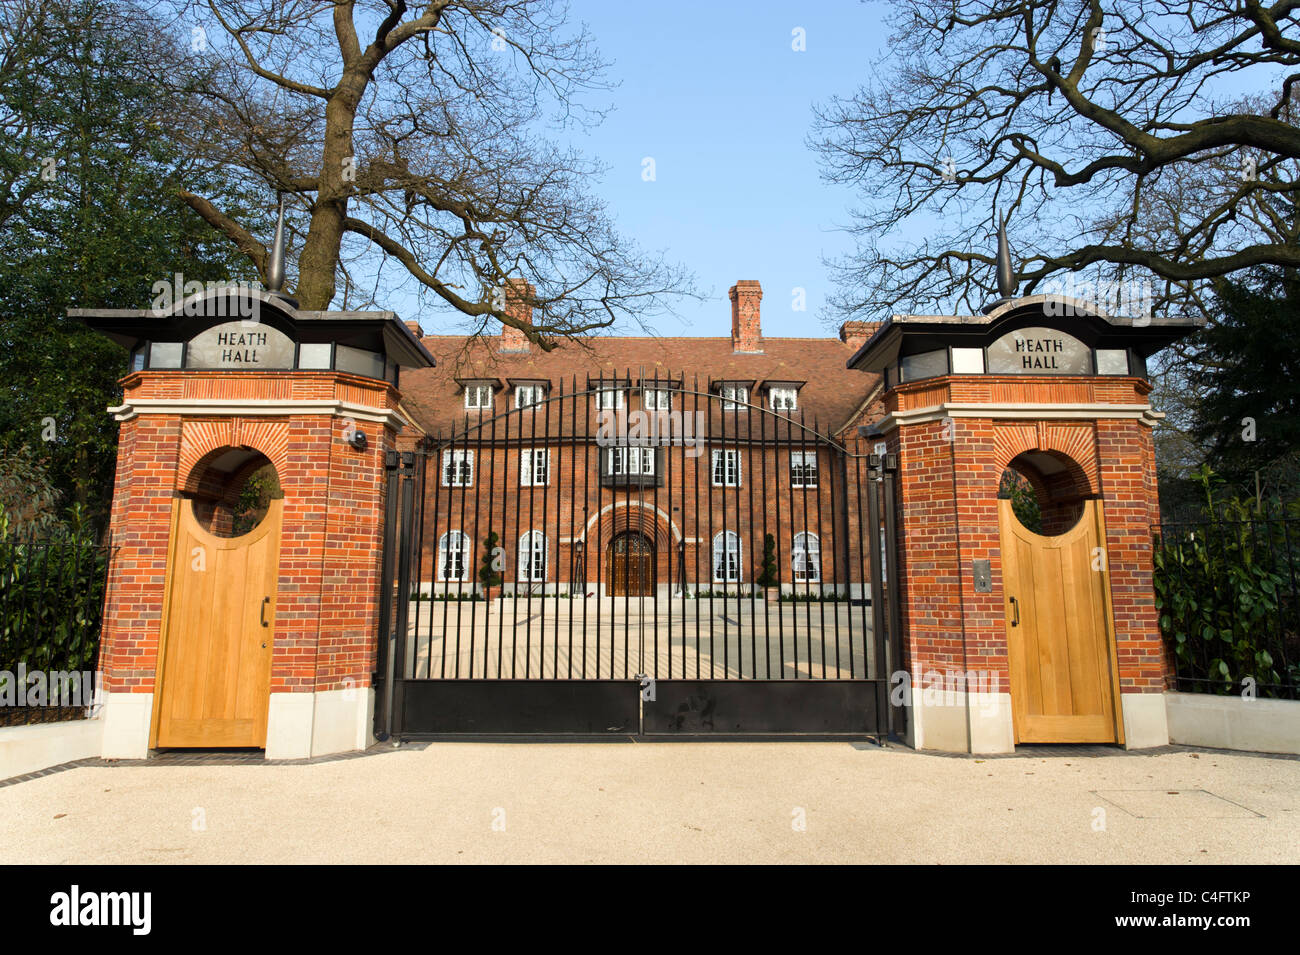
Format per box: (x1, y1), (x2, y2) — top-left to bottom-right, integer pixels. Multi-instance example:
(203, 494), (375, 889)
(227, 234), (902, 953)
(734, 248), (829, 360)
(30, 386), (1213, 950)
(757, 533), (779, 588)
(478, 530), (504, 588)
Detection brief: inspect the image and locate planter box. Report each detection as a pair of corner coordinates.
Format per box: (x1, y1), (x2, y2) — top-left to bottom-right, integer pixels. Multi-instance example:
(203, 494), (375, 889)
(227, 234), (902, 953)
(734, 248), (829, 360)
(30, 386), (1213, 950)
(1166, 691), (1300, 756)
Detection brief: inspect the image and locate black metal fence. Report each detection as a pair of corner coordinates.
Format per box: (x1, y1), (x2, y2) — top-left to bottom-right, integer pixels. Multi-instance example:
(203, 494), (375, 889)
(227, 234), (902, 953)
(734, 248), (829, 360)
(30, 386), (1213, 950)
(1153, 504), (1300, 700)
(0, 534), (111, 724)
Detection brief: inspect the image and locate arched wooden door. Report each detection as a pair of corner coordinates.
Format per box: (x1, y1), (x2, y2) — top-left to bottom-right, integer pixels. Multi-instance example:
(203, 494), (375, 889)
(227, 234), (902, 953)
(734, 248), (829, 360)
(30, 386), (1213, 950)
(998, 498), (1125, 744)
(608, 532), (654, 597)
(151, 497), (283, 748)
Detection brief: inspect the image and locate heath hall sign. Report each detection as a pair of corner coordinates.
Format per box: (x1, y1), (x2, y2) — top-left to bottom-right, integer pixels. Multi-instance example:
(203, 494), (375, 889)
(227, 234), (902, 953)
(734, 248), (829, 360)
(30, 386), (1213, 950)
(186, 321), (295, 370)
(986, 326), (1092, 375)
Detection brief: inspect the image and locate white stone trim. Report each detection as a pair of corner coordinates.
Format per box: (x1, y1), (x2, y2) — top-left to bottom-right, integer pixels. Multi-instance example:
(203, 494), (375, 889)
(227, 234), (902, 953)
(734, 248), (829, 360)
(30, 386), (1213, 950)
(905, 687), (1016, 755)
(265, 692), (315, 760)
(1121, 692), (1170, 749)
(310, 687), (375, 757)
(580, 500), (684, 545)
(871, 401), (1163, 435)
(107, 398), (408, 430)
(267, 688), (375, 760)
(100, 691), (153, 759)
(0, 717), (103, 779)
(1165, 691), (1300, 756)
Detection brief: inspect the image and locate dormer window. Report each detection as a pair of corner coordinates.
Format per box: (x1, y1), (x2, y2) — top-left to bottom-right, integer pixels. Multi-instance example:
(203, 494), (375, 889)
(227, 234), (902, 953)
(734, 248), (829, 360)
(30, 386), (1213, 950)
(769, 387), (798, 411)
(465, 383), (493, 410)
(515, 383), (546, 408)
(719, 384), (748, 411)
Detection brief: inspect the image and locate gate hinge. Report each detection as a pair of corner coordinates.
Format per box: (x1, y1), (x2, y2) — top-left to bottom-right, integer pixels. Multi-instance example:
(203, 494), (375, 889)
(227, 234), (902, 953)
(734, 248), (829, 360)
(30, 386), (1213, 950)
(637, 674), (656, 702)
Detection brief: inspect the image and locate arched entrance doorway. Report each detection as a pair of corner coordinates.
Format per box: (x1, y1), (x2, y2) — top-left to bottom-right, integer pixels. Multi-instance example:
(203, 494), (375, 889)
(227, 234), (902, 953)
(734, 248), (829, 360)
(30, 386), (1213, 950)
(152, 447), (284, 748)
(607, 531), (654, 597)
(997, 451), (1124, 744)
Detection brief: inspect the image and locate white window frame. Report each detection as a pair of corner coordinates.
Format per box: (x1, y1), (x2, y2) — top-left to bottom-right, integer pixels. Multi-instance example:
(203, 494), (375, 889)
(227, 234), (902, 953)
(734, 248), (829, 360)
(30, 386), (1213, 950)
(792, 532), (821, 583)
(712, 530), (743, 583)
(719, 384), (748, 411)
(515, 384), (546, 408)
(642, 388), (671, 411)
(520, 448), (551, 487)
(441, 449), (474, 487)
(595, 388), (624, 410)
(607, 446), (655, 476)
(711, 448), (742, 487)
(464, 383), (493, 410)
(769, 386), (798, 411)
(437, 530), (471, 582)
(517, 531), (548, 583)
(790, 450), (818, 489)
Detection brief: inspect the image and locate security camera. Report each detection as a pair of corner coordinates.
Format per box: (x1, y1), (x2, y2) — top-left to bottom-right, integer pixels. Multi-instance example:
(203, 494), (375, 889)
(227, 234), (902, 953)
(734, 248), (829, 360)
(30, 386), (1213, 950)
(349, 429), (368, 452)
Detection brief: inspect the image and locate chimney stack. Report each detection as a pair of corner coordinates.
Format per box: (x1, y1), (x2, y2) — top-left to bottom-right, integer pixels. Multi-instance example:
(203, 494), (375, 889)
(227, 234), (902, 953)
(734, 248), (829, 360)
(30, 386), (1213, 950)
(729, 280), (762, 353)
(839, 320), (880, 353)
(404, 320), (424, 340)
(499, 278), (533, 353)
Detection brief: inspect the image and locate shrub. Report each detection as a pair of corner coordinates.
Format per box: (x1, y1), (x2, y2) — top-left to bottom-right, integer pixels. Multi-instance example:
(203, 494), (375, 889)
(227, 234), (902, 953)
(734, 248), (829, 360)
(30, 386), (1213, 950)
(1154, 466), (1299, 697)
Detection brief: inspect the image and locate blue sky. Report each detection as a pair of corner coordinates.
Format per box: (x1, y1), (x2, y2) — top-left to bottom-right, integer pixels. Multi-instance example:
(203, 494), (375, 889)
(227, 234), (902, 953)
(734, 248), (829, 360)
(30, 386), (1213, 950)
(410, 0), (891, 339)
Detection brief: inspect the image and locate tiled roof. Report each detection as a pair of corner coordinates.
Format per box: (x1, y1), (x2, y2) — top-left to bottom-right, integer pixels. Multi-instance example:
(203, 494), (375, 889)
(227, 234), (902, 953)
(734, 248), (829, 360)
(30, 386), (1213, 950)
(398, 334), (880, 443)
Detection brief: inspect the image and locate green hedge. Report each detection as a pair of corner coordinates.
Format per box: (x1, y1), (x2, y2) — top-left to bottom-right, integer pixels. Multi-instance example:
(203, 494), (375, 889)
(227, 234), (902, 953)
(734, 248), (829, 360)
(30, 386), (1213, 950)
(1153, 469), (1300, 699)
(0, 531), (109, 675)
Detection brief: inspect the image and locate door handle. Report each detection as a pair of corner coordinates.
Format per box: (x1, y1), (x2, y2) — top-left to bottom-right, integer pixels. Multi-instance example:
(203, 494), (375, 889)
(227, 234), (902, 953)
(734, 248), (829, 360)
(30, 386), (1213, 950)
(260, 595), (271, 628)
(1009, 596), (1019, 628)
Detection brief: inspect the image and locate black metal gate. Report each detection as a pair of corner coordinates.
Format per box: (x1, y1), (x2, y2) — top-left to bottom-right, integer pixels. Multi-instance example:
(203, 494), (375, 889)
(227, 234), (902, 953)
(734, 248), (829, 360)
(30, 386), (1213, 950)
(373, 376), (902, 738)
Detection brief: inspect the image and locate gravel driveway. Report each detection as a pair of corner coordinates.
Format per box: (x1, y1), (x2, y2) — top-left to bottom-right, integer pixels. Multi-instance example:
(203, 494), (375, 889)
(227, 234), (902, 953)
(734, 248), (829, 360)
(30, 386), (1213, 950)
(0, 742), (1295, 864)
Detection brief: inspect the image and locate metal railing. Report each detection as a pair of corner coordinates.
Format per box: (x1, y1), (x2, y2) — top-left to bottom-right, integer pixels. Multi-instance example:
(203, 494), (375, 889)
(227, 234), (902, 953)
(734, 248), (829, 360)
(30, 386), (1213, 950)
(1153, 504), (1300, 700)
(373, 372), (902, 737)
(0, 533), (111, 725)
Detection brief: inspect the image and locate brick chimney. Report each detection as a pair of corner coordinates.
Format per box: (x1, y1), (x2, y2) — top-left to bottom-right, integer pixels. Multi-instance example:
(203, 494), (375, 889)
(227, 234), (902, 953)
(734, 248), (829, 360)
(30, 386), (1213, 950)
(839, 320), (881, 353)
(729, 280), (762, 353)
(499, 278), (533, 353)
(404, 320), (424, 340)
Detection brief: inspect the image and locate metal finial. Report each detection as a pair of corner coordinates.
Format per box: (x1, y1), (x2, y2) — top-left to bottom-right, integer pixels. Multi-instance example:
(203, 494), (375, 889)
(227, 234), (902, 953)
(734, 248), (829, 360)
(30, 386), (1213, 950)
(996, 207), (1016, 299)
(267, 195), (286, 294)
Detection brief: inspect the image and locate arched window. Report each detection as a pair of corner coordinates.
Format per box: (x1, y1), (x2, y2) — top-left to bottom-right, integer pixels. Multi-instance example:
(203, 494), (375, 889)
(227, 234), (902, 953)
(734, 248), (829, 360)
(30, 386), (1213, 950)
(437, 530), (470, 581)
(792, 532), (821, 583)
(712, 530), (742, 583)
(518, 531), (549, 582)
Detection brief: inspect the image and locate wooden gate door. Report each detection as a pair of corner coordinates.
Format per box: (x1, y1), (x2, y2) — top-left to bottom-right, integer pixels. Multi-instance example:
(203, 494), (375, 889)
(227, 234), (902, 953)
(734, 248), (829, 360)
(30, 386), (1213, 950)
(608, 533), (653, 597)
(153, 498), (283, 748)
(998, 498), (1124, 744)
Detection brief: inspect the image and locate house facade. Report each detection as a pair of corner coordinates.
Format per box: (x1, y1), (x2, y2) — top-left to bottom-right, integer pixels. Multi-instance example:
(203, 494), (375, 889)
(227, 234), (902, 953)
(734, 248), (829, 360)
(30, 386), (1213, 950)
(394, 281), (885, 600)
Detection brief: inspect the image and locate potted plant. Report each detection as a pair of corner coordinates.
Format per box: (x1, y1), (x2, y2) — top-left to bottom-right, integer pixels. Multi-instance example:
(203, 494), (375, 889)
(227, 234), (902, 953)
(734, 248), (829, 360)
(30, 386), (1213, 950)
(478, 530), (504, 602)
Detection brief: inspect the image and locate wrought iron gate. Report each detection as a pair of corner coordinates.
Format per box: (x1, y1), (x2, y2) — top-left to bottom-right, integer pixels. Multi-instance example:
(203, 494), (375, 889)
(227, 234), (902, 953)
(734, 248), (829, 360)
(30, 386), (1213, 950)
(373, 376), (903, 738)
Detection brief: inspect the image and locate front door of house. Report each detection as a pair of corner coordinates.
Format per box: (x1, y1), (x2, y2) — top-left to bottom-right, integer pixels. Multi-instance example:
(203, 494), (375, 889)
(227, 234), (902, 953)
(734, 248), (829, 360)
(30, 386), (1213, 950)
(153, 498), (282, 748)
(608, 532), (654, 597)
(998, 498), (1124, 744)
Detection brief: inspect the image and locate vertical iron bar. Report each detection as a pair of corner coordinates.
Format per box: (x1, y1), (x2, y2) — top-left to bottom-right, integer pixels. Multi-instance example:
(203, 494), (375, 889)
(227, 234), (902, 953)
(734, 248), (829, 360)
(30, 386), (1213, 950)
(486, 407), (500, 678)
(374, 451), (400, 738)
(882, 454), (905, 734)
(388, 453), (418, 739)
(745, 387), (757, 678)
(759, 388), (773, 678)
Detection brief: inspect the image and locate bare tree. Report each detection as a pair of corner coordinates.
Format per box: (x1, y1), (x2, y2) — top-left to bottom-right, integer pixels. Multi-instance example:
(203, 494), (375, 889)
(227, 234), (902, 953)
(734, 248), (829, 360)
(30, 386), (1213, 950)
(167, 0), (692, 346)
(811, 0), (1300, 319)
